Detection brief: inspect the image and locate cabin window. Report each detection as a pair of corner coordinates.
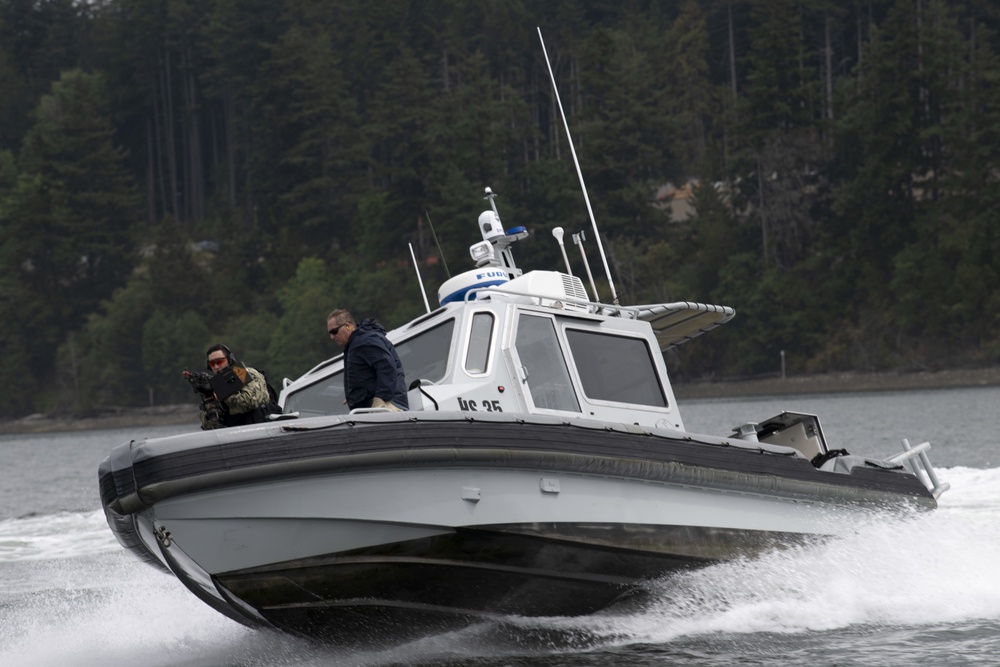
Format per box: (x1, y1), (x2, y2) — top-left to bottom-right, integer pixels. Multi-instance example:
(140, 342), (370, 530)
(464, 312), (495, 374)
(283, 319), (455, 417)
(395, 318), (455, 387)
(565, 329), (667, 408)
(283, 371), (350, 417)
(515, 314), (580, 413)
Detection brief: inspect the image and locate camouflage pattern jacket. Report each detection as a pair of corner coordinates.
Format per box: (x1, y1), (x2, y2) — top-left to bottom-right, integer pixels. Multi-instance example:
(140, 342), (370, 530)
(200, 366), (274, 430)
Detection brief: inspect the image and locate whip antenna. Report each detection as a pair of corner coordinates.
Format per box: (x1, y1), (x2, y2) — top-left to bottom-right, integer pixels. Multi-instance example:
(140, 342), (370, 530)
(424, 210), (451, 278)
(573, 230), (600, 302)
(537, 27), (619, 305)
(409, 243), (431, 314)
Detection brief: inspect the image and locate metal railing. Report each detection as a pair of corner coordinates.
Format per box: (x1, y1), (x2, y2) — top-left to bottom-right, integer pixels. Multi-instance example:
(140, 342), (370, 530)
(887, 438), (950, 499)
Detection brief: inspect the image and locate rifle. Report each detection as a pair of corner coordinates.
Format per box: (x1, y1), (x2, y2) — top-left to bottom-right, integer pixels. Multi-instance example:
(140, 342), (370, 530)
(183, 369), (214, 398)
(183, 369), (225, 428)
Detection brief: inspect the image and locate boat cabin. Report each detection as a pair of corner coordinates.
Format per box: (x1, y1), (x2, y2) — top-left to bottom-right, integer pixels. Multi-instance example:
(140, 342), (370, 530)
(285, 276), (691, 429)
(281, 194), (736, 433)
(274, 190), (953, 480)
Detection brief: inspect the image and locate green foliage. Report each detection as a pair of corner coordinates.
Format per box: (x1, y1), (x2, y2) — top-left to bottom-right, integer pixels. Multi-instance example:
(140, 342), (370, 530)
(2, 0), (1000, 418)
(217, 310), (281, 380)
(267, 257), (338, 383)
(0, 276), (37, 416)
(0, 172), (65, 381)
(65, 278), (156, 413)
(656, 0), (717, 172)
(252, 2), (365, 252)
(0, 149), (15, 187)
(741, 0), (817, 137)
(142, 309), (213, 404)
(3, 68), (140, 390)
(145, 223), (210, 315)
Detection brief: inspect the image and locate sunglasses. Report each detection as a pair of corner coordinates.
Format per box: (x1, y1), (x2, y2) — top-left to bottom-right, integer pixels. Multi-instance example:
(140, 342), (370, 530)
(208, 357), (228, 368)
(328, 324), (346, 337)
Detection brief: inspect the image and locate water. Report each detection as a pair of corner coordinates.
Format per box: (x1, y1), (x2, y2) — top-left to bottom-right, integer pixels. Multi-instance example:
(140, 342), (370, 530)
(1, 388), (998, 666)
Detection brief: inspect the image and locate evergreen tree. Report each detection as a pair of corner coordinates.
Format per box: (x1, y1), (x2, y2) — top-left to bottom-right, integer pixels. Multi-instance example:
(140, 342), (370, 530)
(0, 11), (31, 153)
(95, 0), (175, 224)
(735, 0), (826, 270)
(142, 309), (212, 404)
(0, 275), (37, 416)
(267, 256), (338, 383)
(368, 45), (435, 210)
(575, 25), (666, 241)
(657, 0), (719, 175)
(253, 2), (365, 261)
(64, 278), (155, 412)
(830, 0), (962, 366)
(216, 310), (281, 381)
(0, 172), (64, 384)
(0, 69), (138, 413)
(1, 0), (1000, 410)
(13, 69), (140, 324)
(199, 0), (285, 217)
(886, 0), (1000, 360)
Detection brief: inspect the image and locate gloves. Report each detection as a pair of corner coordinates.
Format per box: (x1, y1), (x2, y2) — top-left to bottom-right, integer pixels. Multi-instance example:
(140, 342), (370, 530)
(201, 398), (225, 429)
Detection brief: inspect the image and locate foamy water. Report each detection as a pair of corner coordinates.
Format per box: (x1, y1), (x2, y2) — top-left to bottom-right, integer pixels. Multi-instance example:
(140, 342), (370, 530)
(0, 510), (118, 563)
(2, 466), (997, 667)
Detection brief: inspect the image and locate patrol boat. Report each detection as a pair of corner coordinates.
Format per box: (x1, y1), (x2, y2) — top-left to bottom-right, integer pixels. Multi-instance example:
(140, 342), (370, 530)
(98, 186), (949, 643)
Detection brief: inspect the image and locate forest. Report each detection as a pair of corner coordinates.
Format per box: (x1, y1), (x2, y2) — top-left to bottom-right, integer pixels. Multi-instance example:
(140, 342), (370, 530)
(1, 0), (999, 419)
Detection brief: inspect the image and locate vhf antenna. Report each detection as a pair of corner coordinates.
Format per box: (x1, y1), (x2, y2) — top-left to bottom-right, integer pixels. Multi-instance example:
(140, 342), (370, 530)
(537, 27), (619, 306)
(409, 243), (431, 314)
(573, 230), (599, 302)
(552, 227), (573, 276)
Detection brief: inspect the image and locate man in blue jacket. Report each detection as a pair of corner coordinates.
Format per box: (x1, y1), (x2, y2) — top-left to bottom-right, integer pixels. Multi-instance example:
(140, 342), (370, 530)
(327, 309), (408, 411)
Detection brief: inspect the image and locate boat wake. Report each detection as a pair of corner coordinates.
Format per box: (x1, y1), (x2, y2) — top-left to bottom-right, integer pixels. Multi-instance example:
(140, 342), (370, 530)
(0, 510), (118, 563)
(566, 477), (1000, 643)
(2, 467), (998, 667)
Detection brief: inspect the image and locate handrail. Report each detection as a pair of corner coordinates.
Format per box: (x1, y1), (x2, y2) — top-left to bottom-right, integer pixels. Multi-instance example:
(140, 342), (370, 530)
(461, 283), (641, 319)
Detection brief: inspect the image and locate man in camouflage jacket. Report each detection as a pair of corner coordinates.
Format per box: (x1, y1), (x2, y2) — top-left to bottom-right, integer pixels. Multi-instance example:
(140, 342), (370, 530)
(200, 343), (279, 429)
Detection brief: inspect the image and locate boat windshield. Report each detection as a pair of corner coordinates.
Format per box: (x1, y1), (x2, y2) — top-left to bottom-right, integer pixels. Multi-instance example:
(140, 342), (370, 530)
(283, 319), (456, 416)
(397, 319), (455, 386)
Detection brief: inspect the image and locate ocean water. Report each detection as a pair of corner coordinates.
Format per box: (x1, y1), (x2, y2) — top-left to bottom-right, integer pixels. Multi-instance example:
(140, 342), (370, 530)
(1, 387), (999, 666)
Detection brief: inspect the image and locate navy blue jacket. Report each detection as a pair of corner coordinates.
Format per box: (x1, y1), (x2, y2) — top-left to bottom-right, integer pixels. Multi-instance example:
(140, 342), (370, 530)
(342, 319), (408, 410)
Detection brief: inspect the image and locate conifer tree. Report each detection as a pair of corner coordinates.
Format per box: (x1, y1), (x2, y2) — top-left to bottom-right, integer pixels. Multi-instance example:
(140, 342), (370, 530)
(253, 3), (365, 260)
(0, 69), (139, 411)
(15, 69), (140, 322)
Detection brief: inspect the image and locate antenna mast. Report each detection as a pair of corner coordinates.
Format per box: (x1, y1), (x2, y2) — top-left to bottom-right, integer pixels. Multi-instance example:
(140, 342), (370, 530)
(537, 27), (619, 305)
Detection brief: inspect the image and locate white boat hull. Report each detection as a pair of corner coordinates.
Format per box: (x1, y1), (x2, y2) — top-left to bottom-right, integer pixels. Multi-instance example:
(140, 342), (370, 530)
(101, 413), (933, 640)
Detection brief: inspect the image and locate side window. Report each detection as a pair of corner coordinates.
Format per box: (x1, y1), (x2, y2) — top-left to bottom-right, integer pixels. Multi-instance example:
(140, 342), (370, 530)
(395, 319), (456, 387)
(515, 315), (580, 413)
(283, 371), (349, 417)
(565, 329), (667, 408)
(464, 312), (495, 374)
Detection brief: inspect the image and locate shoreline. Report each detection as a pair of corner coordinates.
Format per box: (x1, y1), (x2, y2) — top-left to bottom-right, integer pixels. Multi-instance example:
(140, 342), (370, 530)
(3, 367), (999, 436)
(0, 403), (199, 436)
(672, 367), (1000, 400)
